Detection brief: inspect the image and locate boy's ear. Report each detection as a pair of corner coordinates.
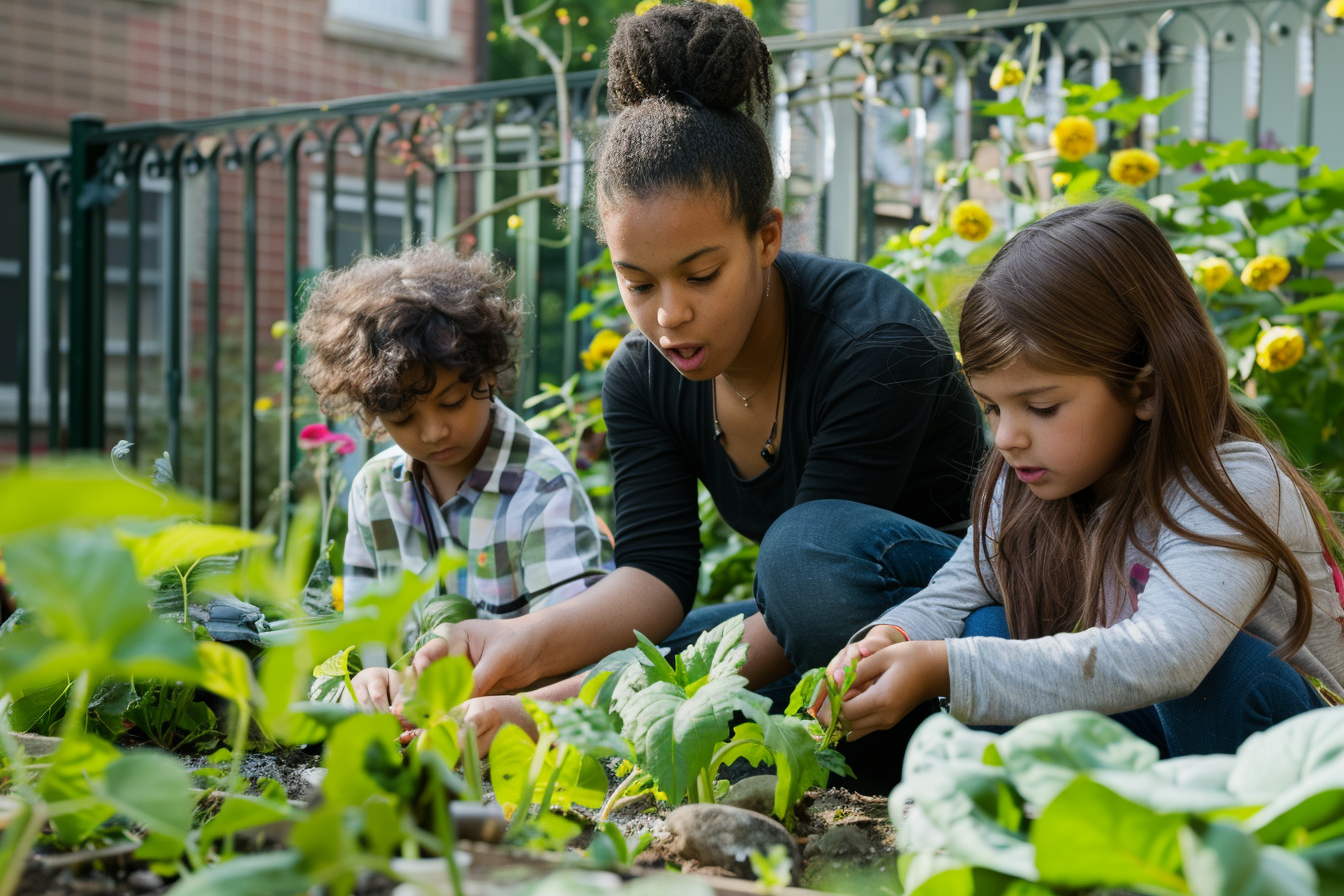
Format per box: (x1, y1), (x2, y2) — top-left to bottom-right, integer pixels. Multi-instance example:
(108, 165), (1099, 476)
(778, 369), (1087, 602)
(1131, 365), (1157, 420)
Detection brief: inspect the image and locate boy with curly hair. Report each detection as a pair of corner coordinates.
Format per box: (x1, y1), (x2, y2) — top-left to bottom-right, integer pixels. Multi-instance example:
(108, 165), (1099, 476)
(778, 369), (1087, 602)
(296, 244), (610, 712)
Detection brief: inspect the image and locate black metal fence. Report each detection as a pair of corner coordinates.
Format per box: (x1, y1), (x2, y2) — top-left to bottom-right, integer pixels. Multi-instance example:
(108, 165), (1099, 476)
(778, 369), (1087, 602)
(1, 0), (1338, 527)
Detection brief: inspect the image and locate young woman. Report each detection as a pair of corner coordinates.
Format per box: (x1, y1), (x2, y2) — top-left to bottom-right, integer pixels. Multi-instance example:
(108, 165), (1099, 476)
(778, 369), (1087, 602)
(820, 201), (1344, 770)
(409, 2), (984, 748)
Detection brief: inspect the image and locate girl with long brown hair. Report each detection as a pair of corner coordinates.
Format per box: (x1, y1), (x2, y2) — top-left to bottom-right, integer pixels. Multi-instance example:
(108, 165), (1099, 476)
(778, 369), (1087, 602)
(820, 200), (1344, 760)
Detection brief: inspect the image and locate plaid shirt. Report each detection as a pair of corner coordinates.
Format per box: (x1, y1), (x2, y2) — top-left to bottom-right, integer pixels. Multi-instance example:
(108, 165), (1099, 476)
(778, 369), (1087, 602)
(344, 399), (611, 664)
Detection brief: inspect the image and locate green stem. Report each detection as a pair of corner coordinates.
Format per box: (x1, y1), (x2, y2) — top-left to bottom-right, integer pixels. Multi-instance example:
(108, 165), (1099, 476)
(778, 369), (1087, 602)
(535, 744), (566, 815)
(225, 700), (251, 794)
(698, 767), (715, 804)
(462, 725), (484, 803)
(0, 802), (47, 896)
(506, 732), (554, 839)
(598, 768), (640, 822)
(431, 782), (466, 896)
(58, 671), (91, 741)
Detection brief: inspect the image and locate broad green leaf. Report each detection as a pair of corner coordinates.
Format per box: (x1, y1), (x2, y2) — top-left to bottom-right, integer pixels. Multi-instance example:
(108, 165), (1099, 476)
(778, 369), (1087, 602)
(994, 711), (1158, 807)
(633, 630), (678, 684)
(39, 733), (120, 845)
(0, 463), (198, 535)
(1182, 176), (1285, 207)
(1100, 90), (1189, 130)
(786, 667), (827, 717)
(0, 531), (200, 693)
(1282, 293), (1344, 315)
(311, 645), (355, 680)
(614, 675), (754, 806)
(319, 713), (404, 811)
(1179, 820), (1317, 896)
(197, 641), (257, 707)
(1031, 778), (1187, 894)
(674, 613), (748, 688)
(909, 866), (1054, 896)
(891, 766), (1037, 883)
(975, 98), (1030, 119)
(400, 654), (474, 730)
(1203, 140), (1318, 171)
(1156, 141), (1214, 170)
(165, 850), (312, 896)
(1090, 752), (1241, 815)
(758, 712), (834, 819)
(100, 750), (195, 843)
(489, 725), (607, 813)
(7, 681), (71, 734)
(546, 698), (635, 762)
(1297, 839), (1344, 896)
(1067, 168), (1101, 197)
(118, 523), (273, 579)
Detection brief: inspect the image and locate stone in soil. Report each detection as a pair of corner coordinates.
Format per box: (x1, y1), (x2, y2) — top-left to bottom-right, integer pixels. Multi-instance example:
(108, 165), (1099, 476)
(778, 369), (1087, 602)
(803, 824), (878, 861)
(664, 803), (803, 885)
(720, 774), (778, 818)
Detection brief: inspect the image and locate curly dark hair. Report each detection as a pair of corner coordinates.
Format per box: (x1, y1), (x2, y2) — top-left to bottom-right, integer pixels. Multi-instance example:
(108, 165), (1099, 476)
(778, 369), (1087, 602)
(295, 244), (523, 431)
(591, 1), (775, 235)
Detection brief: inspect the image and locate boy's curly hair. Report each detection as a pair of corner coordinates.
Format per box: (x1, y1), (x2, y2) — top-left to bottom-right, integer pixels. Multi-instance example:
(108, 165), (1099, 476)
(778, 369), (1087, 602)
(295, 244), (523, 431)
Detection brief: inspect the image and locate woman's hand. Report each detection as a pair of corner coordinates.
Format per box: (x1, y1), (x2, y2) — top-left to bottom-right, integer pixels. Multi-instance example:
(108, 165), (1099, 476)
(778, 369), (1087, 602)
(812, 625), (906, 715)
(405, 617), (544, 702)
(350, 667), (405, 715)
(817, 639), (950, 740)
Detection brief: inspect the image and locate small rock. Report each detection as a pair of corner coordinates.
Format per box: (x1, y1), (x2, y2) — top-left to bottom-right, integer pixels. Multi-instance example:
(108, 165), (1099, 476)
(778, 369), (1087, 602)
(13, 732), (62, 758)
(127, 869), (165, 892)
(721, 775), (779, 818)
(665, 803), (802, 885)
(803, 824), (876, 861)
(299, 767), (327, 804)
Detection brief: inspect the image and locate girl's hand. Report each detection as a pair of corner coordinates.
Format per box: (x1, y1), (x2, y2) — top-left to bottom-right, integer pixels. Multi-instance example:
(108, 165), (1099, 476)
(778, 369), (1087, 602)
(820, 640), (950, 740)
(350, 667), (405, 715)
(406, 618), (542, 701)
(811, 625), (906, 715)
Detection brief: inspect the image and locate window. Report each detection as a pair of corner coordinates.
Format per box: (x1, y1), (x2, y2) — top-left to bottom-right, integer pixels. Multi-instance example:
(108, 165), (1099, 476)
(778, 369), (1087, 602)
(324, 0), (462, 61)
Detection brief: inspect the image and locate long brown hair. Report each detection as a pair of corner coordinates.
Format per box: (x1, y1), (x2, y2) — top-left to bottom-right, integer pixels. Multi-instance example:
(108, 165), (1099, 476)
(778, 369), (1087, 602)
(960, 200), (1341, 654)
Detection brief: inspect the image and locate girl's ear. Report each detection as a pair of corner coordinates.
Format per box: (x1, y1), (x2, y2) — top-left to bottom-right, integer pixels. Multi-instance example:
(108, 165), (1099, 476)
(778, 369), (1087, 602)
(756, 207), (784, 267)
(1131, 365), (1157, 420)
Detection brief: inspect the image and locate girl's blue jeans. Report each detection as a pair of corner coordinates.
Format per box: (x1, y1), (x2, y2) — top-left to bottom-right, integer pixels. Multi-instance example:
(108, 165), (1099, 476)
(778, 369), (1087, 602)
(663, 499), (1322, 763)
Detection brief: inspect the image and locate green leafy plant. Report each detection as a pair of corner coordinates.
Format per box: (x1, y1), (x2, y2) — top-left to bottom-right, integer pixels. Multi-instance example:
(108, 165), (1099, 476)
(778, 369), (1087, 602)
(551, 615), (849, 824)
(890, 707), (1344, 895)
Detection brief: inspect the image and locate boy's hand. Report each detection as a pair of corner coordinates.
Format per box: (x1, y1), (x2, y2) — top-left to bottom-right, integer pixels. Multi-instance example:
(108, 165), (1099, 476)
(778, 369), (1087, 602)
(350, 667), (405, 715)
(819, 640), (950, 740)
(811, 625), (906, 715)
(459, 695), (538, 753)
(408, 618), (542, 699)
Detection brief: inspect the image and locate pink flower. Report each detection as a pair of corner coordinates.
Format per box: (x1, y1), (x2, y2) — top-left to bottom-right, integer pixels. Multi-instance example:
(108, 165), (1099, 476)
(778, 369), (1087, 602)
(332, 434), (358, 456)
(299, 423), (333, 450)
(273, 359), (286, 372)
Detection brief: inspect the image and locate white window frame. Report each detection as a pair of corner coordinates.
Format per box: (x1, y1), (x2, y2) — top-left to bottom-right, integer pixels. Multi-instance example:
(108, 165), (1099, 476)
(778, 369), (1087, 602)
(307, 174), (435, 273)
(323, 0), (463, 62)
(329, 0), (448, 38)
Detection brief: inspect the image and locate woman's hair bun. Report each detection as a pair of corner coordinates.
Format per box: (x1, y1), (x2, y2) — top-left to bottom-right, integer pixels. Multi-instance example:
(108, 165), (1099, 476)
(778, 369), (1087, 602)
(606, 2), (772, 116)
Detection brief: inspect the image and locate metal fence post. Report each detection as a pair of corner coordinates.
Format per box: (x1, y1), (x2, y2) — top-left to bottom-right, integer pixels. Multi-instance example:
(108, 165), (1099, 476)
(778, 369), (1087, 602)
(67, 114), (106, 451)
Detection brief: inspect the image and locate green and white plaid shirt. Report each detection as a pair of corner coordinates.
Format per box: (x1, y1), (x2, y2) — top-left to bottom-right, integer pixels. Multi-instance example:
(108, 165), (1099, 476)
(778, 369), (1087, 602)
(344, 399), (611, 665)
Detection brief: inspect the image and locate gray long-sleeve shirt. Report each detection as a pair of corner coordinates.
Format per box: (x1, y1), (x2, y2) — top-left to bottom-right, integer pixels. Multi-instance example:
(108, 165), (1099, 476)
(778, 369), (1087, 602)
(863, 440), (1344, 726)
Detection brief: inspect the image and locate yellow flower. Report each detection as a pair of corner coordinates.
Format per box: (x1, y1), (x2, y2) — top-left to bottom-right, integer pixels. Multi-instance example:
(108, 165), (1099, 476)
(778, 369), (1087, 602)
(714, 0), (754, 16)
(1255, 326), (1305, 373)
(950, 200), (993, 242)
(1240, 255), (1291, 291)
(1329, 0), (1344, 18)
(486, 30), (498, 41)
(1051, 171), (1073, 189)
(933, 163), (949, 185)
(1108, 148), (1161, 187)
(635, 0), (661, 13)
(989, 59), (1024, 92)
(507, 214), (523, 231)
(1049, 116), (1098, 162)
(331, 576), (344, 613)
(254, 396), (275, 413)
(1195, 257), (1233, 293)
(909, 225), (931, 246)
(581, 329), (625, 371)
(270, 320), (291, 339)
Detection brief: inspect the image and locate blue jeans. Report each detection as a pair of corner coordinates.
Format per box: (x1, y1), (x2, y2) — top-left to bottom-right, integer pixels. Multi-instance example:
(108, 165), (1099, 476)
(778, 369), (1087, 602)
(963, 605), (1323, 757)
(660, 499), (962, 709)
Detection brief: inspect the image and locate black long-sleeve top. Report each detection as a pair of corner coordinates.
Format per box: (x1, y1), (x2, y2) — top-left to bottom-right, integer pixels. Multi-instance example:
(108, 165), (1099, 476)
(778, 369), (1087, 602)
(602, 250), (986, 612)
